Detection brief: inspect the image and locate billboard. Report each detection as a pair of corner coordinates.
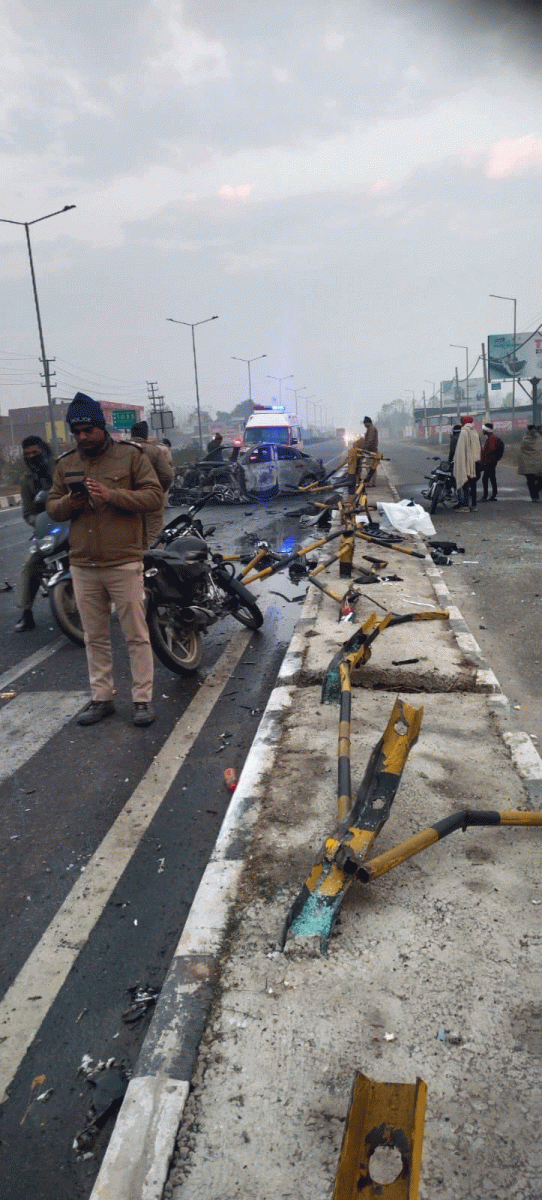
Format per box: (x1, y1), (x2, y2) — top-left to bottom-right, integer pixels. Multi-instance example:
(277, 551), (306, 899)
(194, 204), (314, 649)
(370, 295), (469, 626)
(488, 332), (542, 380)
(440, 378), (486, 408)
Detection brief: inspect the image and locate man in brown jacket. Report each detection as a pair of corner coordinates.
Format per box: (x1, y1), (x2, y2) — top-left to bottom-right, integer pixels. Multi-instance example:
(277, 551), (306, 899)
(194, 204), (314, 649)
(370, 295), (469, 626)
(130, 421), (174, 545)
(361, 415), (378, 484)
(47, 393), (163, 727)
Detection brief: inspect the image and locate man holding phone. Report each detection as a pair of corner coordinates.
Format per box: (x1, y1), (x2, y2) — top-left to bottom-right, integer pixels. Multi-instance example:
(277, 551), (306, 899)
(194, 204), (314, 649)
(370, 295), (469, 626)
(47, 393), (163, 727)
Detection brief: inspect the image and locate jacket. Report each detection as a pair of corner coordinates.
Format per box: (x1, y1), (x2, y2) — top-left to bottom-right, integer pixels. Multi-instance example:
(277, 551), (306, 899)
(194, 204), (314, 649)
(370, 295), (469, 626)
(20, 455), (54, 528)
(480, 433), (500, 467)
(454, 425), (481, 490)
(517, 429), (542, 477)
(46, 437), (163, 567)
(362, 424), (378, 454)
(130, 438), (173, 492)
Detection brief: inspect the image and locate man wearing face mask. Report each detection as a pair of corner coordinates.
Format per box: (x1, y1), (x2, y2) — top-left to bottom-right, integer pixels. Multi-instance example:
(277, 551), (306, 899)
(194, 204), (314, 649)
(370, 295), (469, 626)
(15, 435), (54, 632)
(47, 393), (163, 727)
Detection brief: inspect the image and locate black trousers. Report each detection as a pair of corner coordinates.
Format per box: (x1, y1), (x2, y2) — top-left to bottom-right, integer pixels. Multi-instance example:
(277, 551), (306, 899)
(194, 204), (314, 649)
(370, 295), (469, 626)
(482, 465), (497, 498)
(459, 476), (477, 508)
(526, 473), (542, 500)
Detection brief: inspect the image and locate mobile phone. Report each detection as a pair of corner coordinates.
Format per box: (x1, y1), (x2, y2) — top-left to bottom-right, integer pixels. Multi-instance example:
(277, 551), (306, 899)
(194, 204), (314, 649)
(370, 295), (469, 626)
(69, 481), (88, 495)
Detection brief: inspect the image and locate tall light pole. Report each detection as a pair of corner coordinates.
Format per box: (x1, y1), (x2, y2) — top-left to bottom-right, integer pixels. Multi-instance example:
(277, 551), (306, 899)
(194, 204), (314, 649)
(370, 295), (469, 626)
(424, 379), (436, 439)
(490, 293), (517, 430)
(0, 204), (76, 452)
(267, 374), (293, 408)
(286, 385), (306, 417)
(450, 344), (469, 410)
(304, 395), (316, 428)
(231, 353), (266, 402)
(167, 315), (219, 452)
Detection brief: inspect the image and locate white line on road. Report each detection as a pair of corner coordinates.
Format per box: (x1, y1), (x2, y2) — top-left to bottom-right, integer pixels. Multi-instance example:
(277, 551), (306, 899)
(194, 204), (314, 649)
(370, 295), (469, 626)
(0, 638), (66, 692)
(0, 690), (88, 786)
(0, 626), (254, 1104)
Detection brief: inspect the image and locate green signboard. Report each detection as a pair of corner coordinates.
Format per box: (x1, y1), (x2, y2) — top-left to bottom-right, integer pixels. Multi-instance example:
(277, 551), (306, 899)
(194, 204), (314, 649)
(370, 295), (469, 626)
(112, 409), (137, 429)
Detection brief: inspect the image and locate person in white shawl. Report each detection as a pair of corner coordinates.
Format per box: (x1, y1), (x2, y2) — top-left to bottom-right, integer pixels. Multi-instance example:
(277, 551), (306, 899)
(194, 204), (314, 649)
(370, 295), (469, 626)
(453, 415), (481, 511)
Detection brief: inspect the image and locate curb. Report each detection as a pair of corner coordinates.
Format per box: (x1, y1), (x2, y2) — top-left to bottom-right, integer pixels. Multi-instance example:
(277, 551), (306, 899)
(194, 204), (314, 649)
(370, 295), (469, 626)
(90, 469), (542, 1199)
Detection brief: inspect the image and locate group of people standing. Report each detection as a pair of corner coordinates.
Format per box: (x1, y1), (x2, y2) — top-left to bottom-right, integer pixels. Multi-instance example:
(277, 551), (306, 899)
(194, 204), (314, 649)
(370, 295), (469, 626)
(448, 416), (502, 511)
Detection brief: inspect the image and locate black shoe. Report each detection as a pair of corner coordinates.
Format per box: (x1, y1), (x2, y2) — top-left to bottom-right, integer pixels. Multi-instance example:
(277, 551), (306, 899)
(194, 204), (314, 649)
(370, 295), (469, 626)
(77, 699), (115, 726)
(489, 496), (497, 501)
(132, 702), (155, 727)
(15, 610), (35, 632)
(481, 497), (489, 502)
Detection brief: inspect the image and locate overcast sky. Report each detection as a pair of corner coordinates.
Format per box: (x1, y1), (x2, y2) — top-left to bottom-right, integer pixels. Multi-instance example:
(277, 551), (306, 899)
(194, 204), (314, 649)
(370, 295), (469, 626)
(1, 0), (541, 431)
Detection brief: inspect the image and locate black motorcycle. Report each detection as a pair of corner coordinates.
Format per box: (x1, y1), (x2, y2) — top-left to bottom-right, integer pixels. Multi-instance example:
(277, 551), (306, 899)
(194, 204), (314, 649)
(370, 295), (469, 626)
(422, 458), (458, 514)
(29, 511), (85, 645)
(144, 499), (263, 675)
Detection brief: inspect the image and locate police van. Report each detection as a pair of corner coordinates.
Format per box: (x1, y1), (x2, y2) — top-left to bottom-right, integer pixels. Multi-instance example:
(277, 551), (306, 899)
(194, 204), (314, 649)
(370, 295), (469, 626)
(242, 405), (303, 449)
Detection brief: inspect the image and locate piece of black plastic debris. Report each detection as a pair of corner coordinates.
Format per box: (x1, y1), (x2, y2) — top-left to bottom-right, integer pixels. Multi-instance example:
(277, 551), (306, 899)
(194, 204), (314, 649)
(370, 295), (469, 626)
(74, 1066), (128, 1156)
(428, 540), (464, 554)
(0, 581), (13, 592)
(392, 658), (420, 666)
(122, 984), (159, 1025)
(430, 551), (451, 566)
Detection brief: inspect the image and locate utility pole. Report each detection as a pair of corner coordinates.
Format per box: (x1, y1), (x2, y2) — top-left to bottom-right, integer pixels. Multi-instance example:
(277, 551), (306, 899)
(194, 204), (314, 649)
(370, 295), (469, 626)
(481, 343), (490, 422)
(40, 358), (57, 439)
(454, 367), (461, 420)
(147, 381), (165, 435)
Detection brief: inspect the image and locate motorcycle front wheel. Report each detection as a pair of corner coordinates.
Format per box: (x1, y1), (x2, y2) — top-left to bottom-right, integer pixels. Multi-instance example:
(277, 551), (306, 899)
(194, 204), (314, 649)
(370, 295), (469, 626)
(147, 603), (203, 674)
(50, 579), (85, 646)
(429, 483), (444, 515)
(215, 572), (264, 630)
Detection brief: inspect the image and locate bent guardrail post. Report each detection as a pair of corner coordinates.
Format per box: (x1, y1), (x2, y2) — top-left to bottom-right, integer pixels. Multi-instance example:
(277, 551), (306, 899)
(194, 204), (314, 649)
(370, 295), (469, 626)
(333, 1071), (427, 1200)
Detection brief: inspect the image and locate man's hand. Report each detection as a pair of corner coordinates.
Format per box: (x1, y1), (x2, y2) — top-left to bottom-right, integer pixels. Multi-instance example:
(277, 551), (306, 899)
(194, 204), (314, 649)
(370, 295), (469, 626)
(68, 490), (87, 513)
(86, 478), (112, 503)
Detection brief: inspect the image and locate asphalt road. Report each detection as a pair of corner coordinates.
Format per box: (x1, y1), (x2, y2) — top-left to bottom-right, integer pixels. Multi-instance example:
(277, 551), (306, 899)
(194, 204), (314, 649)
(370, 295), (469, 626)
(0, 438), (343, 1200)
(387, 438), (542, 745)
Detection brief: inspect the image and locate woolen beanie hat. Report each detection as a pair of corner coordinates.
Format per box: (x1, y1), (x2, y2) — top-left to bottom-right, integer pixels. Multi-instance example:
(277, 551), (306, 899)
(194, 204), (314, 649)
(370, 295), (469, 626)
(66, 392), (106, 430)
(482, 422), (493, 433)
(131, 420), (149, 439)
(461, 415), (474, 425)
(363, 415), (372, 424)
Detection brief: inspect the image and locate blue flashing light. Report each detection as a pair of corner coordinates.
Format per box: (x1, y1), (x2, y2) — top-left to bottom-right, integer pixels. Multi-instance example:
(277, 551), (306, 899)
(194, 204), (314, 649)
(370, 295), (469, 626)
(279, 536), (296, 554)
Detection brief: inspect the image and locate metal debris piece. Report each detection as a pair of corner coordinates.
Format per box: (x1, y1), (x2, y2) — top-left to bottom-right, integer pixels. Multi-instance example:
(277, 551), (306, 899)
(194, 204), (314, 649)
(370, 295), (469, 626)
(121, 984), (159, 1025)
(332, 1071), (427, 1199)
(0, 691), (17, 700)
(280, 698), (423, 953)
(321, 608), (449, 704)
(0, 581), (13, 592)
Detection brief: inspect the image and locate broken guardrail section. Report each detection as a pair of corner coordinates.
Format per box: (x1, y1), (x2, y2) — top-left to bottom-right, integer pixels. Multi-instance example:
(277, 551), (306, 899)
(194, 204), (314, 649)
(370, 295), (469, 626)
(333, 1071), (427, 1199)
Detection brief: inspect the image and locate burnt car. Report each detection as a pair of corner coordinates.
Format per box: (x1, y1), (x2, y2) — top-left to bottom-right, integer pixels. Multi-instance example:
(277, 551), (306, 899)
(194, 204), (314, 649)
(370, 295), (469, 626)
(169, 444), (243, 505)
(239, 443), (325, 499)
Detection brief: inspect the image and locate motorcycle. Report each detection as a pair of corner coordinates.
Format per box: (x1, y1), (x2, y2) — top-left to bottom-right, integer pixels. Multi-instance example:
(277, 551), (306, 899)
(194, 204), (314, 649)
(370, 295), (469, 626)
(144, 498), (264, 675)
(28, 510), (85, 645)
(422, 457), (458, 514)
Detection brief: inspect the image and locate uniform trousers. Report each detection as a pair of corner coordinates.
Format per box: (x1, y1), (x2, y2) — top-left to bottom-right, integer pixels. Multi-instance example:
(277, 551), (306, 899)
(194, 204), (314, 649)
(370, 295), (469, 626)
(71, 562), (153, 703)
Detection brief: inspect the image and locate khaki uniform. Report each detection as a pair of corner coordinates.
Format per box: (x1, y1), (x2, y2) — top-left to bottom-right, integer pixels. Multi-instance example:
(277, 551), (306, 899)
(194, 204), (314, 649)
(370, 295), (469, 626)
(130, 438), (173, 546)
(361, 422), (378, 484)
(47, 438), (162, 703)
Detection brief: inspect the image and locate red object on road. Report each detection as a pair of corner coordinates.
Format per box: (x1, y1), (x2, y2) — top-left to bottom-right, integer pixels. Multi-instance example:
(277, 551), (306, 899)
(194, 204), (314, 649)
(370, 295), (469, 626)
(224, 768), (238, 792)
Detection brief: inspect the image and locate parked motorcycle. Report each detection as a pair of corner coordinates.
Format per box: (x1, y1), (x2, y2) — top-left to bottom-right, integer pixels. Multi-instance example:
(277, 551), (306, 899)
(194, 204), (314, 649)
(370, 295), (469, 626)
(144, 498), (264, 675)
(28, 511), (84, 645)
(422, 458), (458, 514)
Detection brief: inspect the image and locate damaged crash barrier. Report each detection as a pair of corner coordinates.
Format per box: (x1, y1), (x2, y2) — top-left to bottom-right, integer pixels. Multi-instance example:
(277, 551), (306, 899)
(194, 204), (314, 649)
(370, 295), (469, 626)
(321, 607), (449, 705)
(280, 696), (424, 954)
(333, 1071), (427, 1200)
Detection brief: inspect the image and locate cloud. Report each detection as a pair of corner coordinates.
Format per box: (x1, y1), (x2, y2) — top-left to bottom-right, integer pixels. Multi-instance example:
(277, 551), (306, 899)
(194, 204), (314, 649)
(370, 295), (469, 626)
(218, 183), (253, 199)
(369, 179), (390, 194)
(323, 31), (345, 52)
(146, 0), (229, 85)
(485, 134), (542, 178)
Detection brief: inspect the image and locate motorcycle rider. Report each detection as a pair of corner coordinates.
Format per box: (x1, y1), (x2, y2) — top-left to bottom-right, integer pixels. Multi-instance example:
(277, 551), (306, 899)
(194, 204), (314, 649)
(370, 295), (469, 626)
(15, 435), (54, 632)
(47, 393), (163, 727)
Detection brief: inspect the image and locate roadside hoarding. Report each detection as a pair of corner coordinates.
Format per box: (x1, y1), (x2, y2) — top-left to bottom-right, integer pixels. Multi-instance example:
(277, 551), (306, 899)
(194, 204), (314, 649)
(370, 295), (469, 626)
(488, 332), (542, 380)
(440, 378), (486, 408)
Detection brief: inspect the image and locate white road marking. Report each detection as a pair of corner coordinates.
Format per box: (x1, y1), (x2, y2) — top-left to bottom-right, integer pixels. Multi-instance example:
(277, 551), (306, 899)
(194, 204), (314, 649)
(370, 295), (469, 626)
(0, 690), (88, 785)
(0, 626), (254, 1104)
(0, 639), (66, 692)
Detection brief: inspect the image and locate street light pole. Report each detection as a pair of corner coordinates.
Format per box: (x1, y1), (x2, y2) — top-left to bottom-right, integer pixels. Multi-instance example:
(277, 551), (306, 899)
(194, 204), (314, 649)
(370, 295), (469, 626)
(304, 395), (315, 429)
(286, 386), (306, 417)
(267, 374), (293, 408)
(490, 293), (517, 431)
(450, 344), (469, 410)
(0, 204), (76, 453)
(167, 315), (219, 453)
(231, 354), (266, 402)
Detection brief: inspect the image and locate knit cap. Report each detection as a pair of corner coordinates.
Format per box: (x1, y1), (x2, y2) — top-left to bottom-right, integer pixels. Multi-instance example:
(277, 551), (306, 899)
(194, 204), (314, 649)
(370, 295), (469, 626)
(66, 392), (106, 430)
(460, 415), (474, 425)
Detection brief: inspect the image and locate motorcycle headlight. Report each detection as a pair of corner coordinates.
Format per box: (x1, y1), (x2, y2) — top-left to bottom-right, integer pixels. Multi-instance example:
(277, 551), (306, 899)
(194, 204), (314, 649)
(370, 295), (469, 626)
(37, 535), (56, 553)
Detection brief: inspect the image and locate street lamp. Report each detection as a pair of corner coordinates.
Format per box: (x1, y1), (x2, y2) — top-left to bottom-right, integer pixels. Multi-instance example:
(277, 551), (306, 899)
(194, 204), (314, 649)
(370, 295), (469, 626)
(286, 385), (306, 417)
(231, 353), (266, 402)
(167, 315), (219, 452)
(490, 294), (517, 429)
(304, 395), (316, 428)
(450, 344), (469, 409)
(267, 374), (293, 408)
(0, 204), (76, 453)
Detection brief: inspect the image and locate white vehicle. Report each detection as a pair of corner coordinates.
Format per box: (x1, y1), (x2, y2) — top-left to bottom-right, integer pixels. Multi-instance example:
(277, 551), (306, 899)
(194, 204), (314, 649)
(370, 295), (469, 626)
(242, 405), (302, 449)
(240, 443), (325, 499)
